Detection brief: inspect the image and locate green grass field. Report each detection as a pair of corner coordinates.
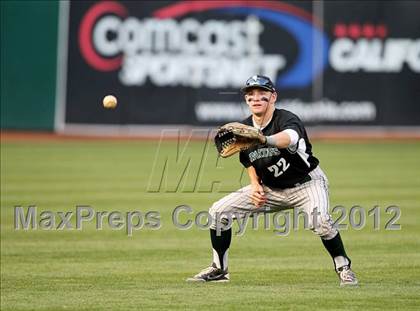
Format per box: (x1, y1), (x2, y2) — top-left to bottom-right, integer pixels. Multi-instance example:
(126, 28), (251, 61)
(1, 139), (420, 310)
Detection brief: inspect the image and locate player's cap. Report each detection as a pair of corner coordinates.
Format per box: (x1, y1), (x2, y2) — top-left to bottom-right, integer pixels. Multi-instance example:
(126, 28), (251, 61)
(241, 75), (276, 93)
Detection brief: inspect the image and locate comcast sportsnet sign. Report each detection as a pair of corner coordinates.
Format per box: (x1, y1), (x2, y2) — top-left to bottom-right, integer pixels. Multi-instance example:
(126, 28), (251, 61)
(64, 1), (420, 127)
(77, 0), (328, 89)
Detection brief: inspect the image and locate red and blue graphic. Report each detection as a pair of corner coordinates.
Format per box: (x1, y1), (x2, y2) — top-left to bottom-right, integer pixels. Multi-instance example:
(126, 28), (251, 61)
(79, 0), (329, 89)
(154, 1), (329, 89)
(79, 1), (128, 71)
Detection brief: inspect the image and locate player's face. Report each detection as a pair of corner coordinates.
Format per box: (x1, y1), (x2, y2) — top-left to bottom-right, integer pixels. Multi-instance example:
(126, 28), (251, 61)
(244, 88), (276, 116)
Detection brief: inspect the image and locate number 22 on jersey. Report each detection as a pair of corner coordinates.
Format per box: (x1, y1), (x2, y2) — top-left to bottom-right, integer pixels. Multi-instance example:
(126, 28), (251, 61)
(267, 158), (290, 177)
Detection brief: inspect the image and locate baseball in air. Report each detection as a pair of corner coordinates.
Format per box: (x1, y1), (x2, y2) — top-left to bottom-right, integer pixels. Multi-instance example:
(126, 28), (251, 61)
(103, 95), (117, 109)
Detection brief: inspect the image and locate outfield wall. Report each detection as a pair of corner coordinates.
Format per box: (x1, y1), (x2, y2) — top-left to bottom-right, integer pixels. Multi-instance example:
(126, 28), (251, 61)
(1, 1), (59, 130)
(1, 1), (419, 134)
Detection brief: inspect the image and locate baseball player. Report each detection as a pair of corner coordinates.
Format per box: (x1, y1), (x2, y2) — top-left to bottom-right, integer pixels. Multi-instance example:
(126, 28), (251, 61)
(187, 75), (358, 286)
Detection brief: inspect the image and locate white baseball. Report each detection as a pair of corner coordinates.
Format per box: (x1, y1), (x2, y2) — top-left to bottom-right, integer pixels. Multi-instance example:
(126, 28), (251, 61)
(103, 95), (117, 109)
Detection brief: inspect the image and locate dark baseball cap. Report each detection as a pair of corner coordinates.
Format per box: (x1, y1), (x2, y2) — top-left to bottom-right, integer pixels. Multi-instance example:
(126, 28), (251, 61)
(241, 75), (276, 93)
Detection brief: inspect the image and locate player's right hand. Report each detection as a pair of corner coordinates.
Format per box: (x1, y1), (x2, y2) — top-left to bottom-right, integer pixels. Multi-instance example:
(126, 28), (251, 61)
(250, 183), (267, 208)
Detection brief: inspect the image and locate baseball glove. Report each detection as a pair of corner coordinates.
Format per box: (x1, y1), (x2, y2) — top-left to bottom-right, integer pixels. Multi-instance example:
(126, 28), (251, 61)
(214, 122), (266, 158)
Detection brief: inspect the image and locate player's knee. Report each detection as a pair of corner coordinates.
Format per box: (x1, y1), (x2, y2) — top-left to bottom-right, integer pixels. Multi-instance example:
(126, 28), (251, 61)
(311, 216), (337, 240)
(208, 200), (224, 219)
(209, 202), (233, 230)
(209, 212), (233, 230)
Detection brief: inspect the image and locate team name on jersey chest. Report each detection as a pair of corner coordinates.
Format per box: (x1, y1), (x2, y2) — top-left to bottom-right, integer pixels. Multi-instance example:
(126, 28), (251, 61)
(248, 147), (280, 163)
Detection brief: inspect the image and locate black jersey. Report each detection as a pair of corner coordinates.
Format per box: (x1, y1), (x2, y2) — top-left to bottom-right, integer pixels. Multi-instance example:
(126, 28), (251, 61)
(239, 109), (319, 189)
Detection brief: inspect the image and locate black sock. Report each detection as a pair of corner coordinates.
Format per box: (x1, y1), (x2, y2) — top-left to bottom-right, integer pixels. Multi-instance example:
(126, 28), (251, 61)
(210, 228), (231, 270)
(321, 232), (350, 269)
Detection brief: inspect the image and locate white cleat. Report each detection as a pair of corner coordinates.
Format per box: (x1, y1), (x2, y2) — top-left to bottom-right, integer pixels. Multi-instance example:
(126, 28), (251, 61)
(337, 265), (358, 287)
(186, 263), (230, 283)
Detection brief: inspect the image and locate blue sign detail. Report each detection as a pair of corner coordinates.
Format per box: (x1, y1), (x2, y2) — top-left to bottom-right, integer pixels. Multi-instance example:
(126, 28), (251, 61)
(219, 7), (330, 89)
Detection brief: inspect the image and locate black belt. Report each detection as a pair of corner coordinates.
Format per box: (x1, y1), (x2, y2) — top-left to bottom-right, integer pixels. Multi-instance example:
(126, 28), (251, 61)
(270, 175), (311, 190)
(293, 175), (311, 187)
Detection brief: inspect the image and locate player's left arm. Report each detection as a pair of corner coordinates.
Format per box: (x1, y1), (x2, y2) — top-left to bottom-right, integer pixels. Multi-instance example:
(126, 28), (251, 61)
(264, 129), (299, 149)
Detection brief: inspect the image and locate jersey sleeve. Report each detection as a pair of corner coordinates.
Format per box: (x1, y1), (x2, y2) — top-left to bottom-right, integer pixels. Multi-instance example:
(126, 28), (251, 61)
(239, 151), (252, 168)
(281, 114), (305, 138)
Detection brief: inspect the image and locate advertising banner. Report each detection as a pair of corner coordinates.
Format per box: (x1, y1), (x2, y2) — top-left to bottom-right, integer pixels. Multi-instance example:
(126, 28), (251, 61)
(61, 1), (420, 128)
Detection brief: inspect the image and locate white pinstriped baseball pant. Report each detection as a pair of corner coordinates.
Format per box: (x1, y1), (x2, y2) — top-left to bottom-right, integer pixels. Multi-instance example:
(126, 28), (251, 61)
(209, 166), (338, 240)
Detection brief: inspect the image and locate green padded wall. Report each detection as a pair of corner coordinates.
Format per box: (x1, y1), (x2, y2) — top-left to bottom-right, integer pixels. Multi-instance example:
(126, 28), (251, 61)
(1, 1), (59, 130)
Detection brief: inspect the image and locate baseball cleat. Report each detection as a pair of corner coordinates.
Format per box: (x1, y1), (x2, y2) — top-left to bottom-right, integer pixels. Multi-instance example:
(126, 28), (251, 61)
(337, 265), (358, 286)
(186, 263), (230, 283)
